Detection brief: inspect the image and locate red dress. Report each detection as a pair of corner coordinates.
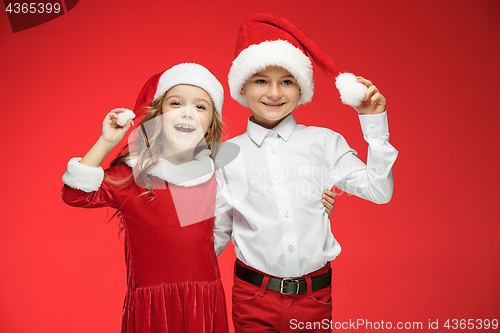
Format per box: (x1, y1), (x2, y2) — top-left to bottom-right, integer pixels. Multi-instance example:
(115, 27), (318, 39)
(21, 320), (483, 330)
(62, 163), (229, 333)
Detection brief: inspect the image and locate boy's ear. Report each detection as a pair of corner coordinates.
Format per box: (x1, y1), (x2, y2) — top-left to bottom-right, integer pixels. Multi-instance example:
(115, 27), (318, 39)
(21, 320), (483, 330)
(240, 87), (245, 96)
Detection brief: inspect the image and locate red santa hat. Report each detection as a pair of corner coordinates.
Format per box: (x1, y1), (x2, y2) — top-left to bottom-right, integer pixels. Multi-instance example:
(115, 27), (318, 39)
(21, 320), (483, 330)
(134, 63), (224, 117)
(228, 13), (366, 108)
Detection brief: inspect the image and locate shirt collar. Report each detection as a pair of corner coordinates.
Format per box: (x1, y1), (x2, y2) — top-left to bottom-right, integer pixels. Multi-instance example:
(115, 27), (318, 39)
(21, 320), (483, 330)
(247, 113), (297, 146)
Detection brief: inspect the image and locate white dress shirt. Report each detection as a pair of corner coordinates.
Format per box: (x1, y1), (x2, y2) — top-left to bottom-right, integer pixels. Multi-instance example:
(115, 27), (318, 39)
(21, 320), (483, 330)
(214, 112), (398, 278)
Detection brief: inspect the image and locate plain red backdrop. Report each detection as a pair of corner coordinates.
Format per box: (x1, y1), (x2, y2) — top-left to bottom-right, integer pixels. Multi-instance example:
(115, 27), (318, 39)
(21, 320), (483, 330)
(1, 0), (499, 332)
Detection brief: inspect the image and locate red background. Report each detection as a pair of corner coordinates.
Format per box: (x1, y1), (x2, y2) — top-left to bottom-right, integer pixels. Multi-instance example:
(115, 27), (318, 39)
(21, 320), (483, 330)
(1, 0), (499, 332)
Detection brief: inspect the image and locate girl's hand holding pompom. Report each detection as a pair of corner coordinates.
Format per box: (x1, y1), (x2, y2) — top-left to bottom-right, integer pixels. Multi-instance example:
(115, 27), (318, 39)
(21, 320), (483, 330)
(116, 108), (136, 127)
(100, 108), (135, 147)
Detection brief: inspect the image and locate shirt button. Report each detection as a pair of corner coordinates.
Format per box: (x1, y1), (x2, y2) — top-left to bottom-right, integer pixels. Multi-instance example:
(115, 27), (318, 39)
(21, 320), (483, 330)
(289, 245), (294, 252)
(369, 122), (375, 128)
(271, 149), (276, 154)
(284, 211), (290, 217)
(276, 179), (282, 185)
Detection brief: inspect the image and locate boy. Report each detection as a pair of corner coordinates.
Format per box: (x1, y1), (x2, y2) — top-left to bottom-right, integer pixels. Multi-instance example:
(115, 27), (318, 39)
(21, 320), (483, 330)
(215, 13), (398, 332)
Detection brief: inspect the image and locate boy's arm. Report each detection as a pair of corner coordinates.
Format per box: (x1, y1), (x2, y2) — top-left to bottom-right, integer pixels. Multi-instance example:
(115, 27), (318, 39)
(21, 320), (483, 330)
(333, 112), (397, 204)
(213, 169), (234, 256)
(331, 77), (398, 204)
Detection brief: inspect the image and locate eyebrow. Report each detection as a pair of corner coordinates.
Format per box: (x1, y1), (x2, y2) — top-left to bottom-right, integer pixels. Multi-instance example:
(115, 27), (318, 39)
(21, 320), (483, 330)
(252, 74), (295, 80)
(166, 95), (210, 104)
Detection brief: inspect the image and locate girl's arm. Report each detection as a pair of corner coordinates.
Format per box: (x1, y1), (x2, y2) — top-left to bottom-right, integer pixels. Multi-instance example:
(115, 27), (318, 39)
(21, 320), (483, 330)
(61, 109), (134, 208)
(80, 108), (134, 167)
(322, 190), (335, 218)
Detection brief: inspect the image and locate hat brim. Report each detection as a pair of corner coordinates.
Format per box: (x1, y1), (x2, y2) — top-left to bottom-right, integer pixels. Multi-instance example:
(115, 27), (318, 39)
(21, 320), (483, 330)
(155, 63), (224, 116)
(228, 40), (314, 108)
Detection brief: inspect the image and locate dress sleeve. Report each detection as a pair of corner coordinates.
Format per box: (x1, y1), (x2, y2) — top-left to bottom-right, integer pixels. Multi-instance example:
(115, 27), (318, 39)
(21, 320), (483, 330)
(61, 157), (118, 209)
(328, 112), (398, 204)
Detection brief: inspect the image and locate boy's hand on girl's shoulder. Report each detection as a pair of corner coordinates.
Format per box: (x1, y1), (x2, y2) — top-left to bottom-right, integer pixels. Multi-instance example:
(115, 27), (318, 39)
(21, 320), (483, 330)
(352, 76), (387, 115)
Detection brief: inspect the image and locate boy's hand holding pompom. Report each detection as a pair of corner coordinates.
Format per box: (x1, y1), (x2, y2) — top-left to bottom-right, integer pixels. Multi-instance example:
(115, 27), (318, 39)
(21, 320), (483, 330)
(336, 74), (386, 115)
(336, 73), (367, 107)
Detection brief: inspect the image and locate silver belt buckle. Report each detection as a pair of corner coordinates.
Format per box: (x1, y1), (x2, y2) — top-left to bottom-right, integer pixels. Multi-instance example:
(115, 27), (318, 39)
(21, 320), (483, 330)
(280, 278), (299, 295)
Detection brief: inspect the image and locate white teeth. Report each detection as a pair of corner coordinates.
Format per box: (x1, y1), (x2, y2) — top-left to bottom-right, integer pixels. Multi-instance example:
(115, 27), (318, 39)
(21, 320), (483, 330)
(175, 125), (195, 130)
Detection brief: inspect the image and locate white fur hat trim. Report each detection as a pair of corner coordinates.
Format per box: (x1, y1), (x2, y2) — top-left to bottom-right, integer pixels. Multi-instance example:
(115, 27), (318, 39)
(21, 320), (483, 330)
(62, 157), (104, 192)
(125, 149), (214, 187)
(228, 40), (313, 108)
(335, 73), (367, 107)
(154, 63), (224, 115)
(116, 109), (135, 127)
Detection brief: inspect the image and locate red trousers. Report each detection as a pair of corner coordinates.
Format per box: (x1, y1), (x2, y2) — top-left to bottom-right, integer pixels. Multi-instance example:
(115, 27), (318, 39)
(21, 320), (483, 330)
(232, 260), (332, 332)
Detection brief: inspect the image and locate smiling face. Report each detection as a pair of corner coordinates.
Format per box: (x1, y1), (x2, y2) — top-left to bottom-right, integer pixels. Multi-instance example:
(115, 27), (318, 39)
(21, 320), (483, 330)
(161, 84), (214, 159)
(240, 66), (301, 129)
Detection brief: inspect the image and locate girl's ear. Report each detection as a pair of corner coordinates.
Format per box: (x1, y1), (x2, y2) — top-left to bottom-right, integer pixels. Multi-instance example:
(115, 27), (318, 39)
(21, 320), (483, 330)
(205, 125), (212, 138)
(240, 87), (245, 96)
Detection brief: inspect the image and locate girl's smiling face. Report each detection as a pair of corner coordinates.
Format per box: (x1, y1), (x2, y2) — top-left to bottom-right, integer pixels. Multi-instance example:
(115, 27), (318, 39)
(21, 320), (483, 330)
(161, 84), (214, 158)
(240, 66), (301, 129)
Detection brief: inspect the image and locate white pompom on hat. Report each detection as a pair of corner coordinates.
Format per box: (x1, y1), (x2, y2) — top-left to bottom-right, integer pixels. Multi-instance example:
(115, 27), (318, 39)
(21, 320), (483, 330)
(116, 108), (135, 127)
(335, 73), (367, 107)
(134, 63), (224, 117)
(228, 13), (367, 108)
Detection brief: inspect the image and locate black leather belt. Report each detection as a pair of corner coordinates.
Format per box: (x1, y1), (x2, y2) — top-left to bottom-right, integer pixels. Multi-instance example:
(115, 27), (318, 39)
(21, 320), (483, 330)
(235, 262), (332, 295)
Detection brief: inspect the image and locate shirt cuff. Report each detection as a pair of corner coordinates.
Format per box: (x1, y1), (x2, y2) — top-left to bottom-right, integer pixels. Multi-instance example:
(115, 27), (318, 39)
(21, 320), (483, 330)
(359, 111), (389, 138)
(62, 157), (104, 192)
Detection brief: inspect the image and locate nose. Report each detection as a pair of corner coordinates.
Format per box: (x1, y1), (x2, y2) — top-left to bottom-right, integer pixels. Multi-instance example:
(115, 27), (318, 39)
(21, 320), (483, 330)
(266, 83), (282, 100)
(180, 105), (195, 119)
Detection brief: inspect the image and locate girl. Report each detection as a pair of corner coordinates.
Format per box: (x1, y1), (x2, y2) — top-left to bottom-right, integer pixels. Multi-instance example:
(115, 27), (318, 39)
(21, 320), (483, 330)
(61, 63), (229, 333)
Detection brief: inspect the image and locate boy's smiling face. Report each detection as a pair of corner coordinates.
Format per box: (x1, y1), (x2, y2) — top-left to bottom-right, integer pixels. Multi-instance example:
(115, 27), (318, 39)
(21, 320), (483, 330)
(240, 66), (301, 129)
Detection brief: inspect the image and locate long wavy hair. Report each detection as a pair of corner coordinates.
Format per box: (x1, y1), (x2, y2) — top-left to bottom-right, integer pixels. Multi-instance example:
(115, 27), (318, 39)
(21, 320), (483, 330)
(105, 89), (224, 233)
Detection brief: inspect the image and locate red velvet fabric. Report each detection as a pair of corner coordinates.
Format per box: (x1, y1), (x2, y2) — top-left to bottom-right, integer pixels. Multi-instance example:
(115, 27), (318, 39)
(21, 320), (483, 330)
(62, 164), (228, 333)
